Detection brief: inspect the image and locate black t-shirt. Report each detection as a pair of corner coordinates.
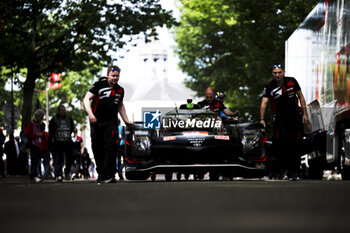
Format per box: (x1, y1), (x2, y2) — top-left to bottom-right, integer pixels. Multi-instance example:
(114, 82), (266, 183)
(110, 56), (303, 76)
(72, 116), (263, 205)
(89, 80), (124, 120)
(197, 99), (226, 113)
(262, 76), (302, 116)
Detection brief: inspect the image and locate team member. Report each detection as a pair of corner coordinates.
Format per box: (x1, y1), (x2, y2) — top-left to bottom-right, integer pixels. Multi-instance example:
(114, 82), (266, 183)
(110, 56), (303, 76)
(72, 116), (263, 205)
(197, 87), (239, 116)
(260, 63), (310, 181)
(83, 65), (132, 184)
(49, 105), (75, 182)
(214, 91), (240, 120)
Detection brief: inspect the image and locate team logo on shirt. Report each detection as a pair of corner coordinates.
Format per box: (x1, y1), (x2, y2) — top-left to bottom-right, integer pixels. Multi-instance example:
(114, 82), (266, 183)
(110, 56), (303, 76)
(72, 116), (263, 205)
(271, 87), (282, 99)
(98, 87), (122, 104)
(99, 87), (111, 99)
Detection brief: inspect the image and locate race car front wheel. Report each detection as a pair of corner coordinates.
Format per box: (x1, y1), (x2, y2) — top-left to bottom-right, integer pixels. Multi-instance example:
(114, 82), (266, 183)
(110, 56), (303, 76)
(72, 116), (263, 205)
(125, 171), (150, 181)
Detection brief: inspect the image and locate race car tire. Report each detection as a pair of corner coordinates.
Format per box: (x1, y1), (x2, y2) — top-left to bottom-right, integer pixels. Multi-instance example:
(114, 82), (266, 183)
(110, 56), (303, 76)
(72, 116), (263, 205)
(165, 173), (173, 182)
(222, 172), (233, 181)
(125, 171), (150, 180)
(196, 173), (205, 180)
(151, 173), (156, 182)
(209, 172), (219, 181)
(184, 173), (190, 181)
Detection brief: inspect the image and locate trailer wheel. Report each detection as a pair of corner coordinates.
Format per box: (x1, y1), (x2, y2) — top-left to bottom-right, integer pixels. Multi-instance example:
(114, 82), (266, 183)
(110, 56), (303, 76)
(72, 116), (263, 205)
(307, 156), (324, 180)
(340, 135), (350, 180)
(342, 166), (350, 180)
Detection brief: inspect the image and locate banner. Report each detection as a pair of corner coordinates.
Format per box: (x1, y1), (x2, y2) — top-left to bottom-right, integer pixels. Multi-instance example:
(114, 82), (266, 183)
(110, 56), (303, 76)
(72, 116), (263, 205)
(49, 72), (61, 89)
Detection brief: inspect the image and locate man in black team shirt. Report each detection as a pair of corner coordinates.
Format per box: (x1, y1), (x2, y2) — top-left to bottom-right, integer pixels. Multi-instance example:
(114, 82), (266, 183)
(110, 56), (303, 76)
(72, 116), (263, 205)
(260, 63), (310, 181)
(197, 87), (239, 117)
(83, 65), (132, 184)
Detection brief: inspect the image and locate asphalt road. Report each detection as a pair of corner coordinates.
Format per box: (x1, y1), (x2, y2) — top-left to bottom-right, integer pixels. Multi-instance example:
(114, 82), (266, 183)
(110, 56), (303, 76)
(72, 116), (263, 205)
(1, 176), (350, 233)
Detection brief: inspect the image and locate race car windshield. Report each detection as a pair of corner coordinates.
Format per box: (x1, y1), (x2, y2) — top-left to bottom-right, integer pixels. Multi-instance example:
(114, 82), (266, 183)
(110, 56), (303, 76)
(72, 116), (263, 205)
(161, 111), (222, 133)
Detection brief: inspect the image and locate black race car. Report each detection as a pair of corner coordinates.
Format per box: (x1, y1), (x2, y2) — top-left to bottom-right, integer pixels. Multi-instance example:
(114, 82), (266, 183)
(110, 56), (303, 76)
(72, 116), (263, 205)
(124, 101), (268, 181)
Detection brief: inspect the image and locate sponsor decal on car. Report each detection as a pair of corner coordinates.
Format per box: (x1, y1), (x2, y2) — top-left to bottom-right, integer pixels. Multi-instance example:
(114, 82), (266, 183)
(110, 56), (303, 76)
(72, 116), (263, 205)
(214, 135), (230, 140)
(183, 131), (208, 135)
(163, 136), (176, 141)
(187, 137), (205, 147)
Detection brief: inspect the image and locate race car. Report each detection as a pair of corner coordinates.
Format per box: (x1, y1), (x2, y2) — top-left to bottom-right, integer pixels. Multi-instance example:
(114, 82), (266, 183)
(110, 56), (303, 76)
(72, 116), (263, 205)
(124, 100), (268, 181)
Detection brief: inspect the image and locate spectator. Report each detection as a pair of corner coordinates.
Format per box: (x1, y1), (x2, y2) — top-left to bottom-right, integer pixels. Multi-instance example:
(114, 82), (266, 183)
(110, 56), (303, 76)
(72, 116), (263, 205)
(79, 147), (91, 179)
(39, 123), (50, 179)
(17, 131), (29, 176)
(89, 158), (96, 180)
(117, 121), (125, 180)
(48, 104), (75, 182)
(71, 128), (83, 180)
(25, 109), (46, 182)
(4, 134), (20, 176)
(0, 120), (5, 177)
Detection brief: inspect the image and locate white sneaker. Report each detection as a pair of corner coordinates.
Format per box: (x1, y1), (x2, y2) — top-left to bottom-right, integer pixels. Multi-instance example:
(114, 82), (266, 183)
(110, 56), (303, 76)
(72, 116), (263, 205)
(57, 176), (63, 182)
(70, 173), (76, 181)
(104, 178), (117, 183)
(33, 177), (42, 183)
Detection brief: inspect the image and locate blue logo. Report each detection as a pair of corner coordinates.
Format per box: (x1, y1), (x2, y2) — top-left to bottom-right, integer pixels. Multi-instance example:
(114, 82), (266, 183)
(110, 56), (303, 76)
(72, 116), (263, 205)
(143, 110), (161, 129)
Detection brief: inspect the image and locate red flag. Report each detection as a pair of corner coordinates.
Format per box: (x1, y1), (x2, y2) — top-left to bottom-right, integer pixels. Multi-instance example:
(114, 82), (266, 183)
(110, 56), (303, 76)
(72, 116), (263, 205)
(49, 73), (61, 89)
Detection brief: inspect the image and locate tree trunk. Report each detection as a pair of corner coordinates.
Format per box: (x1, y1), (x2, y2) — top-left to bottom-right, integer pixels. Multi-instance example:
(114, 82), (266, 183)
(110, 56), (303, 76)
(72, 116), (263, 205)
(21, 68), (37, 131)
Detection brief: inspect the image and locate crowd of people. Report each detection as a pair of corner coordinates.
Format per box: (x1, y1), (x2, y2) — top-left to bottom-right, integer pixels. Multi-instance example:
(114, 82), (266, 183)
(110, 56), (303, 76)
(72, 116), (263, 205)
(0, 65), (129, 184)
(0, 111), (99, 183)
(0, 63), (310, 183)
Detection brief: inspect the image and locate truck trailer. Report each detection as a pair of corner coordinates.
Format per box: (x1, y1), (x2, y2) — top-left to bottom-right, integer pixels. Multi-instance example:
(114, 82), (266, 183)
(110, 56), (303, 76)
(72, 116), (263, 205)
(285, 0), (350, 179)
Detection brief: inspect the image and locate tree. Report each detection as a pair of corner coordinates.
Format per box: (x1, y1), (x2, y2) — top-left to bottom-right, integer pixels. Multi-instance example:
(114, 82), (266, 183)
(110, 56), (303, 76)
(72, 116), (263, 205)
(175, 0), (318, 119)
(0, 67), (24, 131)
(33, 64), (99, 127)
(0, 0), (175, 130)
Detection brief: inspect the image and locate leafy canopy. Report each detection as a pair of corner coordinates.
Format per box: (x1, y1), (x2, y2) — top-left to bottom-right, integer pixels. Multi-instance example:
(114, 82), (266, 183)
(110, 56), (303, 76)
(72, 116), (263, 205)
(0, 0), (175, 130)
(175, 0), (319, 120)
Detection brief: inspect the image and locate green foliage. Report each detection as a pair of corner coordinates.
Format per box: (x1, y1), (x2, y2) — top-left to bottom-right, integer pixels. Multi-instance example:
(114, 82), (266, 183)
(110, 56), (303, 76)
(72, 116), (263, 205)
(34, 63), (100, 127)
(175, 0), (319, 120)
(0, 68), (24, 127)
(0, 0), (175, 129)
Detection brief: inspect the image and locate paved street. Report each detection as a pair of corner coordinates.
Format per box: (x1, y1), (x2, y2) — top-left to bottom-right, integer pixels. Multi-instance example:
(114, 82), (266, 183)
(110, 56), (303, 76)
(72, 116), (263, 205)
(1, 176), (350, 233)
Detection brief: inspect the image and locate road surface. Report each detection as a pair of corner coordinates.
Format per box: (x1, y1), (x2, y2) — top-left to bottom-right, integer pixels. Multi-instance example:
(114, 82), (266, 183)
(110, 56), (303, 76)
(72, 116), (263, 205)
(1, 176), (350, 233)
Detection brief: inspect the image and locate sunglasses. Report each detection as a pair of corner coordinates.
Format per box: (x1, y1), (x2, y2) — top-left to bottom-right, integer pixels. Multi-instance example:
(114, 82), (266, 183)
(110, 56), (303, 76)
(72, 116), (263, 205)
(272, 64), (283, 69)
(111, 67), (121, 72)
(273, 71), (283, 74)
